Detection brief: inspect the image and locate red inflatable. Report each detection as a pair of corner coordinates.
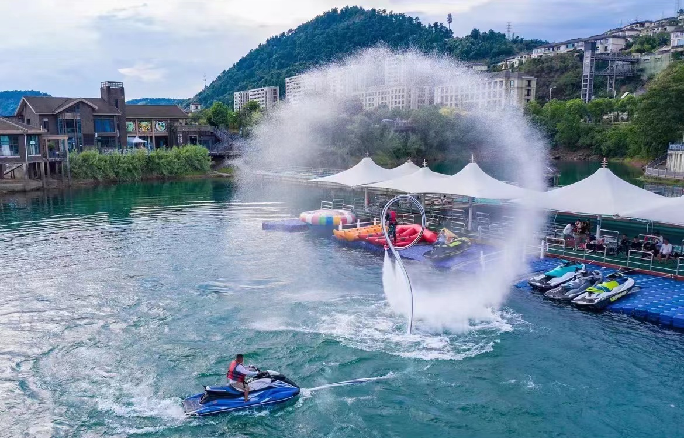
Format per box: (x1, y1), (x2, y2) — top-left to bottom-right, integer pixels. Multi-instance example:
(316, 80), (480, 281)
(359, 224), (437, 248)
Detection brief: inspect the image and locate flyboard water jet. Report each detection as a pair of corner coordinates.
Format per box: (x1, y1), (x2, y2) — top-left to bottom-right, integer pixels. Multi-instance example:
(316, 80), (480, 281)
(381, 195), (426, 335)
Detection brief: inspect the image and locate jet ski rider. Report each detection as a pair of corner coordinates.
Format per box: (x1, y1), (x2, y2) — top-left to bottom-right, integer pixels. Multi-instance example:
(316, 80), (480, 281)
(227, 353), (259, 401)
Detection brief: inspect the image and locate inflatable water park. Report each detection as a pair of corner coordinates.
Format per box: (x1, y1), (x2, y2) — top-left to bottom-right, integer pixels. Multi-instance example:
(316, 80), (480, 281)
(262, 157), (684, 333)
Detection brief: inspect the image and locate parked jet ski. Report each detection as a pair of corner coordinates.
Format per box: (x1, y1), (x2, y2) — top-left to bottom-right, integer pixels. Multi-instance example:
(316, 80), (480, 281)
(572, 271), (638, 310)
(528, 260), (585, 291)
(425, 236), (471, 260)
(182, 370), (299, 416)
(544, 270), (603, 301)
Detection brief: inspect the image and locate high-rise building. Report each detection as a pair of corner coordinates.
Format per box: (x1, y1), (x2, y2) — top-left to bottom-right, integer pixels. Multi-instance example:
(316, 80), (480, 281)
(233, 91), (250, 112)
(434, 71), (536, 110)
(234, 87), (279, 112)
(284, 60), (535, 112)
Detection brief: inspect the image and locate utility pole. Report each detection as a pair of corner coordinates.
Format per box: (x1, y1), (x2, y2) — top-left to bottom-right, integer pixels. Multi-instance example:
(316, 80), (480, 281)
(447, 13), (452, 31)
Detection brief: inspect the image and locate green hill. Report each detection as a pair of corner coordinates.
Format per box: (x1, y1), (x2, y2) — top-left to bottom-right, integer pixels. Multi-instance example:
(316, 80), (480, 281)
(0, 90), (50, 116)
(193, 6), (546, 108)
(126, 98), (186, 106)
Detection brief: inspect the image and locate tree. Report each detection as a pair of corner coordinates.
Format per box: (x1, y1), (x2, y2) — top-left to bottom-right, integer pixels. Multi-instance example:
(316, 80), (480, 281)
(586, 98), (614, 123)
(631, 62), (684, 157)
(206, 102), (230, 127)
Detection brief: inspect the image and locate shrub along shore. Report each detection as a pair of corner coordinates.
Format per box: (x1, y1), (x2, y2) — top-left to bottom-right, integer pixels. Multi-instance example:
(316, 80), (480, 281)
(69, 145), (213, 182)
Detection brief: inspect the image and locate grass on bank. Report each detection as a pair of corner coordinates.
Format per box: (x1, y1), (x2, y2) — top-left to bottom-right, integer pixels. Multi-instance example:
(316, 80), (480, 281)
(69, 145), (211, 182)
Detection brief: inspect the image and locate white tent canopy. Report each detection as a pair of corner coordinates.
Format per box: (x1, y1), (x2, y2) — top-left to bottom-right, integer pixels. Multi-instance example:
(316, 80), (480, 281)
(127, 136), (147, 145)
(385, 160), (421, 179)
(366, 166), (449, 193)
(311, 157), (418, 186)
(621, 196), (684, 226)
(538, 167), (665, 216)
(439, 162), (530, 199)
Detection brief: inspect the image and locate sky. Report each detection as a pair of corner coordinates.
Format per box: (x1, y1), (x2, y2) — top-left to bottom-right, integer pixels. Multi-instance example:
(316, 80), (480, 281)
(0, 0), (681, 100)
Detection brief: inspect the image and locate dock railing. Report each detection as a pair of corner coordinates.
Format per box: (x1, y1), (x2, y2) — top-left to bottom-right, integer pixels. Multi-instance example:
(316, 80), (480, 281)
(540, 233), (683, 278)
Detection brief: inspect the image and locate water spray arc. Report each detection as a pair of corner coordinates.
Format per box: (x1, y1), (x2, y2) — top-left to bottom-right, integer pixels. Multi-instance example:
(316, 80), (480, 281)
(381, 195), (426, 334)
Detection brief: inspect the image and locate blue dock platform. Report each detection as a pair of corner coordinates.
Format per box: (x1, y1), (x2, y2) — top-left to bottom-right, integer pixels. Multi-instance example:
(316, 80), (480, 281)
(519, 258), (684, 331)
(331, 235), (684, 331)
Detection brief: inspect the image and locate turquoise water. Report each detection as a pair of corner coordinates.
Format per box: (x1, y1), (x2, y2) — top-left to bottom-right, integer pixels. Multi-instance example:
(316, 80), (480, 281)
(0, 180), (682, 438)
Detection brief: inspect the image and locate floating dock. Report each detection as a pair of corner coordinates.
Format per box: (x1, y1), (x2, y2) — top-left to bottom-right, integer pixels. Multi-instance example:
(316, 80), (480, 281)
(519, 259), (684, 330)
(332, 237), (684, 330)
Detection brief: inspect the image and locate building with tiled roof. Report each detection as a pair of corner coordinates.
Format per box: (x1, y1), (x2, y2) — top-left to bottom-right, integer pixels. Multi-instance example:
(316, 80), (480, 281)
(14, 81), (195, 151)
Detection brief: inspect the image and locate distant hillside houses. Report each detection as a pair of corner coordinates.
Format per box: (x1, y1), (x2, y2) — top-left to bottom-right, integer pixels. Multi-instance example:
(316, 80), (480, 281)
(498, 13), (684, 70)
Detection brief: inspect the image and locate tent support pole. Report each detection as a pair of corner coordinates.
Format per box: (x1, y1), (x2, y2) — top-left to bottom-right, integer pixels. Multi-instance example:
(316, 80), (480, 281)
(468, 197), (473, 231)
(364, 188), (369, 209)
(595, 215), (601, 240)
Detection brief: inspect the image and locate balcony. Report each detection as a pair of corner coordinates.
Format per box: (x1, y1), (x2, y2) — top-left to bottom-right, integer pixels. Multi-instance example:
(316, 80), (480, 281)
(668, 143), (684, 151)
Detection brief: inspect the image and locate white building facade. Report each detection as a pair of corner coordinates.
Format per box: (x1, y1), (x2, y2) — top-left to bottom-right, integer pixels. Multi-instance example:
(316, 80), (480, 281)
(234, 87), (279, 112)
(434, 72), (536, 110)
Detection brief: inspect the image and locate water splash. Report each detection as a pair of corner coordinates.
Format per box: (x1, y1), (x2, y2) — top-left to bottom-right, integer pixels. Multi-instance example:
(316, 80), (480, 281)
(242, 47), (546, 332)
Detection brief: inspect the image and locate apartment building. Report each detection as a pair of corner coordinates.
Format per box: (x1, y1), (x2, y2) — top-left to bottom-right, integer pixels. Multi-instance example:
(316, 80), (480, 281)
(434, 71), (536, 110)
(356, 86), (433, 111)
(234, 87), (279, 112)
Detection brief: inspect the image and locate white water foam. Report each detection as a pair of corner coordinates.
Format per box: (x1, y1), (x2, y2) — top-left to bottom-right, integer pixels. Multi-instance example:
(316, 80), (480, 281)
(254, 299), (523, 361)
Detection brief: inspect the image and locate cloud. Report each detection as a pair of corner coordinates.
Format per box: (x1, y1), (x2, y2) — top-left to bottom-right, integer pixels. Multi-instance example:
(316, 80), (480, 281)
(118, 63), (166, 82)
(0, 0), (680, 98)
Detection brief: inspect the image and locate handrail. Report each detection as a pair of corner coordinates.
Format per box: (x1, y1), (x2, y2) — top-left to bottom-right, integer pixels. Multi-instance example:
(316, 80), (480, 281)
(628, 250), (654, 271)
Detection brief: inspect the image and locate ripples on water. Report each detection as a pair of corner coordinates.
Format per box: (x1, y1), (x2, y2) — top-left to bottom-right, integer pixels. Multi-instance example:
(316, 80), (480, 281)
(0, 181), (681, 438)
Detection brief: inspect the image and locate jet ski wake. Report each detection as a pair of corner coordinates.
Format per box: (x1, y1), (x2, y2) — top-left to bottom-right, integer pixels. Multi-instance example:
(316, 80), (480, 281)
(182, 371), (394, 416)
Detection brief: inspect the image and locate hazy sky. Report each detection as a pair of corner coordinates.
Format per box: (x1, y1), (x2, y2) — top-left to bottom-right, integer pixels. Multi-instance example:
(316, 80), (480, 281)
(0, 0), (680, 99)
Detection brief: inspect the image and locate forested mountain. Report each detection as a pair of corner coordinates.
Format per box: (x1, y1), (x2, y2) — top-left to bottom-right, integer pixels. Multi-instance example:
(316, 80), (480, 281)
(0, 90), (49, 116)
(193, 7), (545, 108)
(126, 98), (185, 106)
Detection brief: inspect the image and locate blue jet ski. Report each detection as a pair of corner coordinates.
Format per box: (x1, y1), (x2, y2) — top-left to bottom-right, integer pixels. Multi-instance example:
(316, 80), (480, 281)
(182, 370), (300, 416)
(528, 260), (585, 292)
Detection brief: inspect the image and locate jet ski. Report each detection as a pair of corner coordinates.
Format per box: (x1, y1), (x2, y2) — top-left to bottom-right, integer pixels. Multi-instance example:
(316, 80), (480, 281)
(424, 236), (471, 260)
(572, 271), (638, 310)
(544, 270), (603, 302)
(528, 260), (585, 292)
(182, 370), (299, 416)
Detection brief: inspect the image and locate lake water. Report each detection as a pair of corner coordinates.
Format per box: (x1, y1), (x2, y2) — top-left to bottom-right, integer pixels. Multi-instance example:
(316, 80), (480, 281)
(0, 180), (682, 438)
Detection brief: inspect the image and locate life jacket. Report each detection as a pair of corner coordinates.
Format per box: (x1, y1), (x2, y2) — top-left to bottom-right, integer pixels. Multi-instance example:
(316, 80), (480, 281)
(389, 211), (397, 224)
(227, 360), (245, 382)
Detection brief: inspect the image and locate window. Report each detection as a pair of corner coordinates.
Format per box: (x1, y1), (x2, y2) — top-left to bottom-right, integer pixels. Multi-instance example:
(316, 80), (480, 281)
(526, 89), (532, 96)
(115, 98), (119, 109)
(510, 80), (514, 87)
(42, 119), (49, 130)
(96, 136), (116, 149)
(526, 80), (531, 87)
(27, 135), (40, 155)
(94, 117), (115, 133)
(0, 135), (19, 156)
(26, 118), (31, 126)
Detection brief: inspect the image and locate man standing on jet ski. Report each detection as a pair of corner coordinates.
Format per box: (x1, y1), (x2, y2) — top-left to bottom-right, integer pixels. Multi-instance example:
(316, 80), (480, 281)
(227, 354), (259, 402)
